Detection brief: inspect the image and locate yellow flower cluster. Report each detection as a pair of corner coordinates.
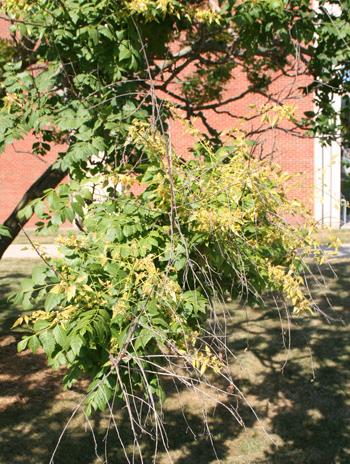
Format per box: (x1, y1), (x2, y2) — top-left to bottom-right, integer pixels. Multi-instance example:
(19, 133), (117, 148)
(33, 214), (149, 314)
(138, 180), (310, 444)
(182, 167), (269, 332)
(134, 255), (181, 301)
(194, 9), (221, 24)
(261, 103), (296, 127)
(191, 344), (224, 375)
(268, 264), (312, 314)
(56, 234), (85, 248)
(179, 339), (223, 375)
(13, 305), (77, 329)
(112, 293), (129, 318)
(123, 0), (224, 24)
(127, 119), (167, 158)
(3, 93), (22, 112)
(124, 0), (177, 17)
(12, 312), (43, 328)
(241, 0), (284, 9)
(186, 151), (286, 238)
(107, 172), (135, 194)
(2, 0), (32, 16)
(192, 207), (243, 235)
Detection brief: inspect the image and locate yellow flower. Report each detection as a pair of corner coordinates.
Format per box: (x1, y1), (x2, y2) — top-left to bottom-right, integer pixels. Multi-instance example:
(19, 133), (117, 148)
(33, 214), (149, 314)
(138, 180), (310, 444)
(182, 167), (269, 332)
(3, 0), (32, 16)
(124, 0), (177, 17)
(268, 264), (313, 314)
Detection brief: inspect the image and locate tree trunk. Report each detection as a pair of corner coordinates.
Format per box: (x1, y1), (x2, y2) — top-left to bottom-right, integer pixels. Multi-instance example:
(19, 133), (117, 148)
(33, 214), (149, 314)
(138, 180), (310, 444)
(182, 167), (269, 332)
(0, 163), (67, 258)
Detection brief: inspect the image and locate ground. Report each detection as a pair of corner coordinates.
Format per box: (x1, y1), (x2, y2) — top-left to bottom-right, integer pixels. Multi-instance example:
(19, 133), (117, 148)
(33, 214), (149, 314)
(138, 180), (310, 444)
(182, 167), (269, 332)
(0, 258), (349, 463)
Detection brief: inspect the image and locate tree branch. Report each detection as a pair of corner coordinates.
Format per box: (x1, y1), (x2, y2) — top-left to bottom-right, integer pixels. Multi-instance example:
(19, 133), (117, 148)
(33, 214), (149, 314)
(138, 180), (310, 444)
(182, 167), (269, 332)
(0, 162), (67, 259)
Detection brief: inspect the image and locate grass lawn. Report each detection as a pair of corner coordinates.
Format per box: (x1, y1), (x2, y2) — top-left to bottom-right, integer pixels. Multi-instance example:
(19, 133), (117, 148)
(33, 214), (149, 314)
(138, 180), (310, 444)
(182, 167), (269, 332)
(0, 258), (349, 463)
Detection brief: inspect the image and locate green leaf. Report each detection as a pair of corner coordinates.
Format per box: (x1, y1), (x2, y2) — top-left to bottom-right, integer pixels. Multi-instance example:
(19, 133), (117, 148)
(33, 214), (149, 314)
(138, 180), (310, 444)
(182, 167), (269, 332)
(66, 349), (75, 363)
(21, 278), (34, 292)
(18, 204), (33, 220)
(72, 200), (84, 217)
(124, 203), (138, 214)
(35, 65), (58, 92)
(45, 292), (62, 311)
(135, 328), (154, 350)
(53, 325), (68, 349)
(28, 335), (41, 353)
(33, 319), (51, 331)
(0, 225), (11, 238)
(119, 43), (131, 61)
(18, 337), (29, 352)
(87, 26), (99, 45)
(47, 191), (61, 210)
(152, 317), (168, 329)
(123, 225), (134, 237)
(71, 335), (83, 356)
(63, 207), (75, 223)
(32, 266), (47, 286)
(120, 244), (130, 258)
(22, 293), (33, 311)
(53, 352), (67, 367)
(174, 256), (187, 271)
(39, 330), (56, 357)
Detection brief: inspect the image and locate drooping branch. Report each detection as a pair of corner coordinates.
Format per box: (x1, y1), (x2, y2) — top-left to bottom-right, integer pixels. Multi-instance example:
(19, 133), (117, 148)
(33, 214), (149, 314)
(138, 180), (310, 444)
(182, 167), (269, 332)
(0, 162), (67, 258)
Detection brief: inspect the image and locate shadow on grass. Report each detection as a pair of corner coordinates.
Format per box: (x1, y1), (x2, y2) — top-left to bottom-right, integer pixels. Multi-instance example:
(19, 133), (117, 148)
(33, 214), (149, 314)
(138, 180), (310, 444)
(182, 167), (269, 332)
(0, 260), (349, 463)
(0, 260), (109, 464)
(255, 261), (350, 464)
(0, 260), (38, 334)
(0, 273), (29, 334)
(113, 261), (350, 463)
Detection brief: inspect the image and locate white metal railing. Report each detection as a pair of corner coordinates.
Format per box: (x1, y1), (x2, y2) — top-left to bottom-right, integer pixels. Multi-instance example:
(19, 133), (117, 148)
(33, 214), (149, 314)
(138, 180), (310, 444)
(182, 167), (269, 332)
(340, 196), (348, 226)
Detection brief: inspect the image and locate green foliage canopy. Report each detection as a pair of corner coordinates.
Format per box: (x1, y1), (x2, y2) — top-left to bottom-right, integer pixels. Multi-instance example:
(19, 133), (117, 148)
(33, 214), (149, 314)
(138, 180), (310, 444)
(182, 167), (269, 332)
(0, 0), (345, 422)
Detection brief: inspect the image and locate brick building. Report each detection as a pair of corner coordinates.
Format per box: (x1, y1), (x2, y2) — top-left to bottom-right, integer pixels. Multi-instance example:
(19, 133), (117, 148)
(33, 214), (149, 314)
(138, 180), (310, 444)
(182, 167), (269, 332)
(0, 17), (343, 229)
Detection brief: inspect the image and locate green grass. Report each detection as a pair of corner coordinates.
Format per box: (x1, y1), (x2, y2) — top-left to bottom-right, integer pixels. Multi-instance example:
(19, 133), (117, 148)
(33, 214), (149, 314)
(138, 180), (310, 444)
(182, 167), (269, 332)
(0, 258), (349, 463)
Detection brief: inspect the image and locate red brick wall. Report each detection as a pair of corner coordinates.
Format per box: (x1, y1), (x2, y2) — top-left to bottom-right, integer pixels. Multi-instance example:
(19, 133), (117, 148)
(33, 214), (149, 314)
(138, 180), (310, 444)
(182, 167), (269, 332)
(0, 15), (12, 41)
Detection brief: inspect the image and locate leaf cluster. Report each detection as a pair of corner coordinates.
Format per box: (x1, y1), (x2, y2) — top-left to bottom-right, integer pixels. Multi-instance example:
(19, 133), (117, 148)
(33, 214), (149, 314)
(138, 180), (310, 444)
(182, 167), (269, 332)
(13, 127), (323, 413)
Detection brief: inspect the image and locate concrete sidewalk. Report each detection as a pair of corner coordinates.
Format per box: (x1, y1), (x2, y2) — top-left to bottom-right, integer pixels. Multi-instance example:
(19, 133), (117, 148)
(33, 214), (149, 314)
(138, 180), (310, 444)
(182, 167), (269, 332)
(3, 243), (350, 260)
(320, 244), (350, 259)
(2, 244), (60, 260)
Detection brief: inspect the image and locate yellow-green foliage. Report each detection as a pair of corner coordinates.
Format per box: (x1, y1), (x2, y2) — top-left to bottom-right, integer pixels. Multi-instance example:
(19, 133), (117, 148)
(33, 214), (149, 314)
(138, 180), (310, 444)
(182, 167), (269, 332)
(2, 0), (343, 421)
(2, 0), (33, 15)
(13, 122), (328, 413)
(124, 0), (222, 23)
(125, 0), (175, 14)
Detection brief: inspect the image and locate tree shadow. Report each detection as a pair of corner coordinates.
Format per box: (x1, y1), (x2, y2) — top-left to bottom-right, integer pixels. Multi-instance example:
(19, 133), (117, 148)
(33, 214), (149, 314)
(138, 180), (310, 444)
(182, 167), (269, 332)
(223, 260), (350, 464)
(0, 261), (109, 464)
(0, 336), (112, 464)
(0, 260), (349, 463)
(0, 272), (29, 333)
(0, 258), (39, 334)
(254, 260), (350, 464)
(131, 260), (350, 463)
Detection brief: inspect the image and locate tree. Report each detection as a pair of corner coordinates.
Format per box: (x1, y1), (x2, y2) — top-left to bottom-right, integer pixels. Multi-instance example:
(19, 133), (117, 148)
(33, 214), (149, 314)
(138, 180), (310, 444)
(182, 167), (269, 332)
(1, 1), (350, 254)
(0, 0), (346, 459)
